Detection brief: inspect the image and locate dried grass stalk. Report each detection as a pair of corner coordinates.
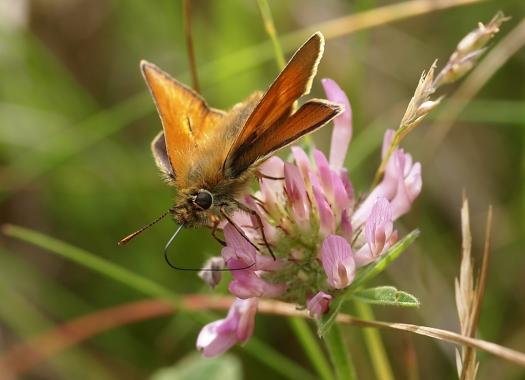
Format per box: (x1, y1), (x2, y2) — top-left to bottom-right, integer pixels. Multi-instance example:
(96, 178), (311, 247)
(455, 196), (494, 379)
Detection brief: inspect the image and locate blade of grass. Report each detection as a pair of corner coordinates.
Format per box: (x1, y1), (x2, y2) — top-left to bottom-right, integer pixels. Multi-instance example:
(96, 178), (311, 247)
(1, 224), (176, 300)
(1, 225), (315, 380)
(256, 0), (285, 69)
(288, 317), (334, 380)
(355, 302), (395, 380)
(324, 324), (357, 380)
(284, 0), (485, 44)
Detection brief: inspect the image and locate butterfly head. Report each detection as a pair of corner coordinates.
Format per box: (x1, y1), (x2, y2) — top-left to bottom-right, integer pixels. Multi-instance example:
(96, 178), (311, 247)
(171, 188), (220, 227)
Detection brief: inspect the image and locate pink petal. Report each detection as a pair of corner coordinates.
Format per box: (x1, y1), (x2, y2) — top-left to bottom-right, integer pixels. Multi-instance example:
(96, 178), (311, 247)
(291, 146), (312, 184)
(235, 298), (258, 342)
(320, 235), (355, 289)
(352, 144), (422, 228)
(391, 161), (422, 220)
(196, 298), (258, 357)
(259, 156), (284, 178)
(313, 185), (336, 237)
(322, 78), (352, 170)
(313, 149), (333, 200)
(223, 223), (255, 253)
(339, 209), (353, 243)
(244, 196), (278, 244)
(381, 129), (395, 158)
(354, 245), (371, 267)
(228, 262), (287, 299)
(331, 171), (350, 213)
(365, 197), (393, 257)
(284, 163), (310, 225)
(339, 168), (355, 205)
(307, 291), (332, 318)
(196, 320), (237, 357)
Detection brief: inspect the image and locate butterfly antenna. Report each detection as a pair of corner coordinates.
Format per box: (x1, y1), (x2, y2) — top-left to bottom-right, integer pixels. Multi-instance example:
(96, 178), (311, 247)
(164, 224), (254, 272)
(118, 210), (171, 246)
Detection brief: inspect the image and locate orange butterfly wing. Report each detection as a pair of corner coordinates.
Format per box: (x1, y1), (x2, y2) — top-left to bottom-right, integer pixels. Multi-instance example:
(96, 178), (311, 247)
(225, 32), (342, 178)
(227, 100), (342, 177)
(141, 61), (224, 185)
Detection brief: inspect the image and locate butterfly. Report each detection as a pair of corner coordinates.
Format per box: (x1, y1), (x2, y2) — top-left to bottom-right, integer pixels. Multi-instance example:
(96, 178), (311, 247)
(119, 32), (343, 264)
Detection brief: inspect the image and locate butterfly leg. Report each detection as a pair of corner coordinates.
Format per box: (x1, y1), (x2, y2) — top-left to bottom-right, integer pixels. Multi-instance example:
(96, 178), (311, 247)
(211, 219), (226, 246)
(236, 203), (276, 260)
(220, 207), (260, 253)
(256, 171), (284, 180)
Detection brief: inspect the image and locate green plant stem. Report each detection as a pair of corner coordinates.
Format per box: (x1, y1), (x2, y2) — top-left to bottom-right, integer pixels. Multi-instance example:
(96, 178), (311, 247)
(288, 317), (334, 380)
(245, 339), (316, 380)
(371, 129), (401, 187)
(324, 324), (358, 380)
(256, 0), (286, 70)
(183, 0), (200, 92)
(355, 302), (395, 380)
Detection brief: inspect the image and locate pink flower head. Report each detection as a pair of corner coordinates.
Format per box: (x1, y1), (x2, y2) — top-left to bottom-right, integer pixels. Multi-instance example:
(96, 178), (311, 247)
(322, 78), (353, 170)
(307, 291), (333, 318)
(195, 79), (422, 357)
(355, 197), (397, 267)
(321, 235), (356, 289)
(197, 298), (258, 357)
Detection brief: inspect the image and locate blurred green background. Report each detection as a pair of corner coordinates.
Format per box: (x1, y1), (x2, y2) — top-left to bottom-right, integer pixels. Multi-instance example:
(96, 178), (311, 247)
(1, 0), (524, 379)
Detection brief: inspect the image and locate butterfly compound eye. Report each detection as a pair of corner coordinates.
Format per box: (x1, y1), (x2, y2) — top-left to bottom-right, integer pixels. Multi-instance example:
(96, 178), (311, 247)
(195, 190), (213, 210)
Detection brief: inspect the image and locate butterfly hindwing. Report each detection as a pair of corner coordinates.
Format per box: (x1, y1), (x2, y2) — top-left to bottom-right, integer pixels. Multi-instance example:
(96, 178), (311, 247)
(229, 99), (342, 176)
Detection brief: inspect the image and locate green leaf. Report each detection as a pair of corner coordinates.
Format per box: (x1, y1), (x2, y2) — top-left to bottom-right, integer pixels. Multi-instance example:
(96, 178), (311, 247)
(352, 286), (420, 307)
(150, 353), (241, 380)
(316, 229), (419, 337)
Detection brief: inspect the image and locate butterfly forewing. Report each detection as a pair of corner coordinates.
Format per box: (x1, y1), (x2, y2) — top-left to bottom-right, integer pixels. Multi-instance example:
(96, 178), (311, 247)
(224, 32), (344, 178)
(224, 33), (325, 174)
(141, 61), (224, 184)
